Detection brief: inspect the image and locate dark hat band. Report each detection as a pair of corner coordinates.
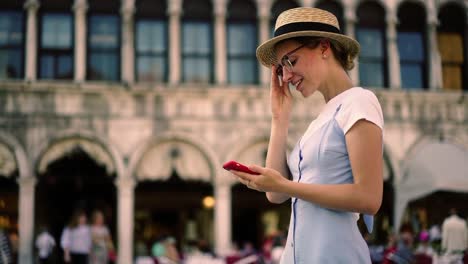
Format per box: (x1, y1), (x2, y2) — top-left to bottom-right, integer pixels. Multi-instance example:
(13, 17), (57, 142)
(274, 22), (340, 37)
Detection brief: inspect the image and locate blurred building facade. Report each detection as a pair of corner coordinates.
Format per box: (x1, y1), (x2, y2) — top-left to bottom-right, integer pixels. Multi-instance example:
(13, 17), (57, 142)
(0, 0), (467, 263)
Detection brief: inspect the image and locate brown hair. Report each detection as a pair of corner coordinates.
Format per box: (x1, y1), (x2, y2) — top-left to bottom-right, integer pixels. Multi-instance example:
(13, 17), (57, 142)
(276, 36), (355, 71)
(91, 209), (105, 224)
(68, 210), (86, 228)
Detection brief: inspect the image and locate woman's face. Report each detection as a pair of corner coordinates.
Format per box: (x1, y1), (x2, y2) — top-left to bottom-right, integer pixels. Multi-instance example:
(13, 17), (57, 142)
(78, 214), (87, 225)
(94, 213), (104, 225)
(274, 39), (327, 97)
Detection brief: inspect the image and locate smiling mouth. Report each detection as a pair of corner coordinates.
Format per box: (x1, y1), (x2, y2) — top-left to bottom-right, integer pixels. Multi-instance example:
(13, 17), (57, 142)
(293, 80), (302, 90)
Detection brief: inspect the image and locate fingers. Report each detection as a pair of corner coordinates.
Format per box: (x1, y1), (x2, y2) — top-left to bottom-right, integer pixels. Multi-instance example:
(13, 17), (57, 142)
(229, 170), (258, 189)
(272, 65), (288, 91)
(271, 65), (282, 87)
(271, 65), (293, 99)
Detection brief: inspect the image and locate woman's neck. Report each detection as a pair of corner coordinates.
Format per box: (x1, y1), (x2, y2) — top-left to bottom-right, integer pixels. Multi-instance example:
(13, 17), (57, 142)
(319, 66), (354, 103)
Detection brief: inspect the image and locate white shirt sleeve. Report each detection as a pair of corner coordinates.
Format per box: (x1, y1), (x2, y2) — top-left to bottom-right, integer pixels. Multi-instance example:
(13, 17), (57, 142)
(60, 228), (70, 250)
(335, 89), (384, 134)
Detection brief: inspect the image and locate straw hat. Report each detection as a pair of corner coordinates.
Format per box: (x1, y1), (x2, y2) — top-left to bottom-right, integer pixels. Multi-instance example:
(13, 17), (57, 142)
(256, 7), (360, 67)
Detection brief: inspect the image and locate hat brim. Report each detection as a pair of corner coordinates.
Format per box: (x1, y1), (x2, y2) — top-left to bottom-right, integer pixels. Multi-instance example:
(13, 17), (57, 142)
(256, 30), (360, 68)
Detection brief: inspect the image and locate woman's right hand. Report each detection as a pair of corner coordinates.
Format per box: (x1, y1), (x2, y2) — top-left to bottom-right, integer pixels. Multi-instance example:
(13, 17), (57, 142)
(270, 65), (293, 122)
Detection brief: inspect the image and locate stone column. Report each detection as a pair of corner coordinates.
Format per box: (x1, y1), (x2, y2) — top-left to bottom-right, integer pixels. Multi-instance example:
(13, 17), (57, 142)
(168, 0), (182, 86)
(214, 0), (227, 85)
(465, 18), (468, 89)
(386, 11), (401, 89)
(344, 6), (358, 85)
(116, 177), (135, 264)
(214, 183), (232, 256)
(257, 0), (271, 86)
(24, 0), (39, 81)
(73, 0), (88, 82)
(427, 13), (442, 90)
(121, 0), (135, 84)
(17, 177), (36, 264)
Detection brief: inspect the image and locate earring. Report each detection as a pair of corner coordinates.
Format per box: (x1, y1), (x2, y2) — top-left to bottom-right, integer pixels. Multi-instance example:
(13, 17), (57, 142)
(323, 54), (327, 59)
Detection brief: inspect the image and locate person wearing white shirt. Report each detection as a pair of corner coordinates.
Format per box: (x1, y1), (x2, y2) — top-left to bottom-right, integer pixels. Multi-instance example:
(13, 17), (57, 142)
(60, 210), (92, 264)
(35, 226), (56, 264)
(441, 208), (468, 254)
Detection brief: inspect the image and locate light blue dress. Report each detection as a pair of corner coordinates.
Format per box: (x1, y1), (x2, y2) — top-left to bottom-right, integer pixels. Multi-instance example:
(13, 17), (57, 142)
(281, 99), (376, 264)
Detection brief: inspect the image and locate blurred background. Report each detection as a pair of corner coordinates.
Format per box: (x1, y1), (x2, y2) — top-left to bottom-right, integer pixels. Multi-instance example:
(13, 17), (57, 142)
(0, 0), (466, 263)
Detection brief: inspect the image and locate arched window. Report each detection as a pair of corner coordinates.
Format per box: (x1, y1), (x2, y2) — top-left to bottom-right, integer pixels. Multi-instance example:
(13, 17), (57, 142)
(315, 0), (345, 34)
(356, 1), (387, 88)
(270, 0), (299, 36)
(397, 2), (427, 89)
(182, 0), (213, 84)
(438, 2), (466, 91)
(38, 0), (74, 80)
(0, 0), (25, 80)
(135, 0), (167, 83)
(227, 0), (258, 85)
(87, 0), (120, 81)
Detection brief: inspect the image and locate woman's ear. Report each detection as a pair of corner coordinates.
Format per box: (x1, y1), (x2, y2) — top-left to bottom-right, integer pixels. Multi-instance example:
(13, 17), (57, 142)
(319, 39), (330, 54)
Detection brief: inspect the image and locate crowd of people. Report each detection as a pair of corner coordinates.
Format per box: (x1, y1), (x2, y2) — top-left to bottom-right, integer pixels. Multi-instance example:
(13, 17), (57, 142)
(34, 209), (115, 264)
(1, 209), (467, 264)
(134, 232), (286, 264)
(367, 209), (468, 264)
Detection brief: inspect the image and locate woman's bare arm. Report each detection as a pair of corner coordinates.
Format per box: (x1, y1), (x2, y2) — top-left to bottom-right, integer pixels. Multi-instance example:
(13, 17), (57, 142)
(265, 119), (292, 203)
(265, 66), (293, 203)
(279, 120), (383, 214)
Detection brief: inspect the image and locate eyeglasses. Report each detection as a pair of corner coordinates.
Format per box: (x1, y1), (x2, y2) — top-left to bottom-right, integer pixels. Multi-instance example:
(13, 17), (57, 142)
(276, 43), (308, 78)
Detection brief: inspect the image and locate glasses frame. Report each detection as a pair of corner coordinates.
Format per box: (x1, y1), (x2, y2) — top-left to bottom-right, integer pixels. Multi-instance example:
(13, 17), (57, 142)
(276, 43), (308, 78)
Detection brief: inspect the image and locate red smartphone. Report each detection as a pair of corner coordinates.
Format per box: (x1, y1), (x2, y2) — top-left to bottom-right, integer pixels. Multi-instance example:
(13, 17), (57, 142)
(223, 160), (260, 175)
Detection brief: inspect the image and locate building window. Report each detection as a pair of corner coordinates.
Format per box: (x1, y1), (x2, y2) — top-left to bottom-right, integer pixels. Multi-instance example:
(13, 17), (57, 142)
(135, 0), (167, 83)
(397, 2), (427, 89)
(87, 15), (120, 81)
(227, 0), (258, 85)
(438, 3), (466, 91)
(86, 1), (120, 81)
(270, 0), (299, 36)
(182, 0), (213, 84)
(356, 1), (387, 88)
(39, 13), (73, 79)
(315, 0), (345, 34)
(0, 11), (24, 79)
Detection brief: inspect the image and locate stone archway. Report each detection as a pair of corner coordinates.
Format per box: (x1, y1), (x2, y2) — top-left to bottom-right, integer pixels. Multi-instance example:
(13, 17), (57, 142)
(132, 137), (216, 258)
(0, 131), (31, 264)
(34, 137), (119, 263)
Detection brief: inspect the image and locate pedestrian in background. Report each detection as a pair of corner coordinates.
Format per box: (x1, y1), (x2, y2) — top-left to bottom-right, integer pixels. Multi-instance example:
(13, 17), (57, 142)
(90, 210), (114, 264)
(442, 208), (467, 254)
(60, 210), (91, 264)
(35, 225), (55, 264)
(0, 227), (12, 264)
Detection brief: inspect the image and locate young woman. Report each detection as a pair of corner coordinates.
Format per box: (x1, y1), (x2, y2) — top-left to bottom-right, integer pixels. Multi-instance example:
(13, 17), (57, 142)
(228, 7), (384, 263)
(60, 210), (92, 264)
(90, 210), (114, 264)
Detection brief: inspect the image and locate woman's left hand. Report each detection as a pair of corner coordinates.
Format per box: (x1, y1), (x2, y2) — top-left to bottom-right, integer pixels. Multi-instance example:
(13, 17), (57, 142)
(229, 165), (288, 193)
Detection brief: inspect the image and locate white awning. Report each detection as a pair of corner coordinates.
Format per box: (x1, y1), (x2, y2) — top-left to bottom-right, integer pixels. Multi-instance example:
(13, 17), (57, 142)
(394, 142), (468, 229)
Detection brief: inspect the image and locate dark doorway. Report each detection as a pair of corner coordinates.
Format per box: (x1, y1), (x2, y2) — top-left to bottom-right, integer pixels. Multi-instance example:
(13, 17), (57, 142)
(231, 184), (290, 252)
(35, 147), (116, 263)
(408, 191), (468, 229)
(134, 172), (214, 258)
(0, 175), (19, 264)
